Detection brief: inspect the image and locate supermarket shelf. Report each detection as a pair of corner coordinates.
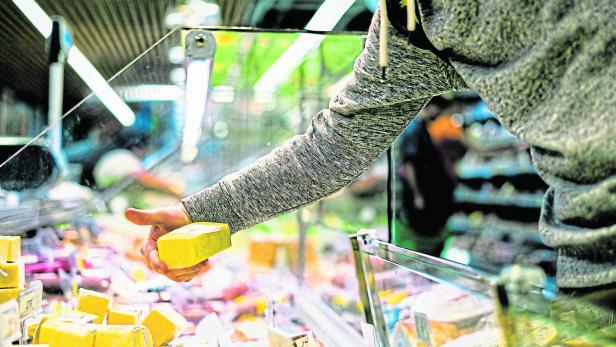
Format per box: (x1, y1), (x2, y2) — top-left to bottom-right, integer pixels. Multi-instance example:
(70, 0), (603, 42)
(456, 162), (537, 180)
(295, 288), (366, 347)
(454, 187), (543, 209)
(447, 213), (540, 241)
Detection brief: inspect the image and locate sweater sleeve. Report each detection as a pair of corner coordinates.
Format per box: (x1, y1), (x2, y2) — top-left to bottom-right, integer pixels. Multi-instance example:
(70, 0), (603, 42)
(181, 7), (461, 233)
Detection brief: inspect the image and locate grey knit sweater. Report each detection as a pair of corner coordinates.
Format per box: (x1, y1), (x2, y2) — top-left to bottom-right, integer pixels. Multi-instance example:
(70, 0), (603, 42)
(183, 1), (616, 288)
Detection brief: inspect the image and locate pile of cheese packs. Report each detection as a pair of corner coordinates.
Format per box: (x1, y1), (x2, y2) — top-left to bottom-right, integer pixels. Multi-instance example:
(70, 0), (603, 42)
(28, 288), (186, 347)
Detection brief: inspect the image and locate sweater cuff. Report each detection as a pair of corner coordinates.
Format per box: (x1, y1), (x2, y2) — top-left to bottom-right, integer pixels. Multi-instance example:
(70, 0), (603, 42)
(180, 184), (244, 234)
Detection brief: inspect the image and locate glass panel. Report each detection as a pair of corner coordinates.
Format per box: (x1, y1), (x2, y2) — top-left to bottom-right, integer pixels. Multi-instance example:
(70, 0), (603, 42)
(354, 235), (616, 346)
(369, 255), (500, 347)
(0, 28), (365, 232)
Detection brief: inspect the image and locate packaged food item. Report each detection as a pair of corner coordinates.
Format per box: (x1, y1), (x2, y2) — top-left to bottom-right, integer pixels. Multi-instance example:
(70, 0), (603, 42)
(141, 305), (187, 347)
(49, 323), (96, 347)
(59, 310), (100, 324)
(403, 285), (495, 346)
(0, 236), (20, 262)
(0, 287), (21, 303)
(440, 328), (501, 346)
(36, 319), (65, 344)
(0, 262), (23, 288)
(157, 222), (231, 269)
(76, 289), (111, 324)
(107, 307), (140, 325)
(93, 324), (153, 347)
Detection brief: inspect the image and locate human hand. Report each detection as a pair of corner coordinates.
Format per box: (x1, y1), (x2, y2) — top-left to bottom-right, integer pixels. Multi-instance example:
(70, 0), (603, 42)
(125, 204), (210, 282)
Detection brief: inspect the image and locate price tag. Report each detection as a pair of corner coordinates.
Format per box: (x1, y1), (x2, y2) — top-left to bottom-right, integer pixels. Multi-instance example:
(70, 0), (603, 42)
(414, 312), (432, 345)
(0, 299), (20, 343)
(18, 281), (43, 318)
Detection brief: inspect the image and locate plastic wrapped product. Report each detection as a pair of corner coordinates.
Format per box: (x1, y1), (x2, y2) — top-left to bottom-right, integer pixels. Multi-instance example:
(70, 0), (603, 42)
(35, 318), (63, 344)
(49, 323), (95, 347)
(0, 262), (23, 288)
(141, 305), (187, 347)
(157, 223), (231, 269)
(441, 328), (501, 346)
(76, 289), (111, 324)
(59, 310), (100, 324)
(93, 324), (153, 347)
(0, 236), (20, 262)
(107, 307), (140, 325)
(0, 287), (20, 303)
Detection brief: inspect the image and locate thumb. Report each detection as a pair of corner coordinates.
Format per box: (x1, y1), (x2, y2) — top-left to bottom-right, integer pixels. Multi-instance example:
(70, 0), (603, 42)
(125, 208), (163, 226)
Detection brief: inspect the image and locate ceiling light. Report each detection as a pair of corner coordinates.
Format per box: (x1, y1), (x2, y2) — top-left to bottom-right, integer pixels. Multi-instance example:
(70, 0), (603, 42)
(11, 0), (135, 127)
(253, 0), (356, 94)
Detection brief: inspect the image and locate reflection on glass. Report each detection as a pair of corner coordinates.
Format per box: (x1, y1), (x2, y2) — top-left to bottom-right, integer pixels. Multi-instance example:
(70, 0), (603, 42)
(0, 29), (364, 233)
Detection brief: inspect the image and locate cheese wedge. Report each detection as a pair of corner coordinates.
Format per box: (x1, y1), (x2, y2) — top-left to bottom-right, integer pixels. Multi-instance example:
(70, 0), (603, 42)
(107, 308), (139, 325)
(94, 324), (153, 347)
(76, 289), (111, 324)
(49, 323), (95, 347)
(0, 287), (20, 303)
(157, 222), (231, 269)
(141, 305), (187, 347)
(0, 262), (22, 288)
(0, 236), (20, 263)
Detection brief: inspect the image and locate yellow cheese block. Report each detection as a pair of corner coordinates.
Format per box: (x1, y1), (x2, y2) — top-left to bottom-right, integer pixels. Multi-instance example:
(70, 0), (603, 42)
(49, 322), (95, 347)
(76, 289), (111, 324)
(0, 262), (22, 288)
(141, 305), (187, 347)
(93, 324), (153, 347)
(157, 222), (231, 269)
(107, 308), (139, 325)
(0, 236), (20, 263)
(60, 310), (100, 324)
(0, 287), (20, 303)
(36, 319), (64, 344)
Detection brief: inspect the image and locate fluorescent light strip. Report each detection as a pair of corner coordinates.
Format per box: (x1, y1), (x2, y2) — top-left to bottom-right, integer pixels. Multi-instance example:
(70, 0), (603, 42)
(254, 0), (356, 94)
(182, 59), (211, 162)
(11, 0), (135, 126)
(67, 49), (135, 126)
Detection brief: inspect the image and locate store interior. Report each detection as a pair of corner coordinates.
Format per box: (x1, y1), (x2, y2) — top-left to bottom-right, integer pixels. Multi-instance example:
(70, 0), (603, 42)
(0, 1), (614, 346)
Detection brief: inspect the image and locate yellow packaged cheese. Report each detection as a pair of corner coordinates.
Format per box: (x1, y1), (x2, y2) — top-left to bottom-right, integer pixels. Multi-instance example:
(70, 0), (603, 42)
(0, 236), (20, 263)
(76, 289), (111, 324)
(49, 323), (95, 347)
(0, 287), (20, 303)
(93, 324), (153, 347)
(59, 310), (100, 324)
(35, 319), (64, 344)
(157, 222), (231, 269)
(141, 305), (187, 347)
(107, 307), (139, 325)
(0, 262), (23, 288)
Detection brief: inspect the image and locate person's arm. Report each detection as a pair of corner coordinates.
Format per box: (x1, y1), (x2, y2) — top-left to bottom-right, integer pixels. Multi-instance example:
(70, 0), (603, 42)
(182, 7), (462, 232)
(126, 6), (464, 281)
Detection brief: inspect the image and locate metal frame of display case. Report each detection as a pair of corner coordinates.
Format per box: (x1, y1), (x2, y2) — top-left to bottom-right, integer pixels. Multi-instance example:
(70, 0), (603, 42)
(350, 230), (518, 347)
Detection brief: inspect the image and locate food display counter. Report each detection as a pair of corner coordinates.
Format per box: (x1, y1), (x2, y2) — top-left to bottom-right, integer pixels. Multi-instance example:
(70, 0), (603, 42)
(351, 232), (616, 346)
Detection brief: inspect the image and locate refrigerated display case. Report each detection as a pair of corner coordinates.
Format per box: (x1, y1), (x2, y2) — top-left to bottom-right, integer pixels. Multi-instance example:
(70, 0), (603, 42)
(351, 231), (616, 346)
(0, 27), (368, 346)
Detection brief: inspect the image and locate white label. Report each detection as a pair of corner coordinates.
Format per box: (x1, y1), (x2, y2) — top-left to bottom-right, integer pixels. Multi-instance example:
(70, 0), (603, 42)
(0, 300), (20, 342)
(414, 312), (432, 345)
(18, 281), (43, 318)
(361, 323), (378, 347)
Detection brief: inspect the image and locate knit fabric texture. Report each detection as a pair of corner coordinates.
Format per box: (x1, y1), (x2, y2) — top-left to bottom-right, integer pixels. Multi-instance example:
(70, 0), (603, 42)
(183, 1), (616, 288)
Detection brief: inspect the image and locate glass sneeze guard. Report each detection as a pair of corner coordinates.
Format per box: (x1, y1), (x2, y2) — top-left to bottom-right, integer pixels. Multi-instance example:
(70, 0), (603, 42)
(0, 27), (365, 234)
